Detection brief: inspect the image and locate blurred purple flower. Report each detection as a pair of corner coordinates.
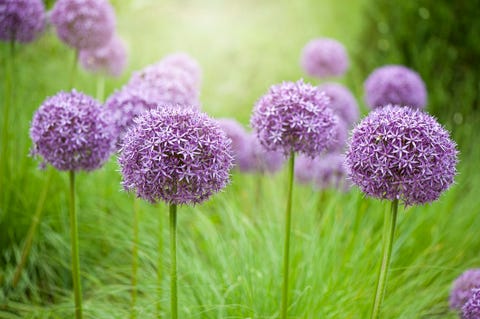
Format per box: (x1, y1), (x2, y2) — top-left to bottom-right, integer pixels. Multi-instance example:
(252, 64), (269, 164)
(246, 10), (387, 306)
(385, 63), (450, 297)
(325, 117), (348, 153)
(315, 153), (350, 191)
(240, 135), (285, 174)
(294, 154), (316, 184)
(318, 82), (359, 126)
(104, 87), (157, 145)
(345, 105), (458, 206)
(79, 35), (127, 77)
(364, 65), (427, 110)
(50, 0), (115, 50)
(0, 0), (46, 43)
(159, 52), (202, 88)
(30, 90), (115, 171)
(250, 80), (336, 157)
(216, 118), (250, 168)
(462, 288), (480, 319)
(118, 107), (234, 205)
(450, 269), (480, 310)
(126, 63), (200, 108)
(300, 38), (349, 78)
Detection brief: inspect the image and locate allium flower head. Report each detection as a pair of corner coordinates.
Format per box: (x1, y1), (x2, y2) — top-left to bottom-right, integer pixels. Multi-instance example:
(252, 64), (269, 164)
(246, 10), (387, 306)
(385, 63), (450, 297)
(127, 63), (200, 109)
(0, 0), (46, 43)
(79, 35), (127, 77)
(318, 82), (359, 126)
(315, 153), (349, 191)
(462, 288), (480, 319)
(104, 87), (157, 144)
(300, 38), (349, 78)
(30, 90), (115, 171)
(217, 118), (250, 168)
(241, 135), (285, 174)
(364, 65), (427, 110)
(345, 105), (458, 206)
(159, 52), (202, 88)
(450, 269), (480, 310)
(50, 0), (115, 50)
(118, 107), (234, 205)
(250, 80), (337, 157)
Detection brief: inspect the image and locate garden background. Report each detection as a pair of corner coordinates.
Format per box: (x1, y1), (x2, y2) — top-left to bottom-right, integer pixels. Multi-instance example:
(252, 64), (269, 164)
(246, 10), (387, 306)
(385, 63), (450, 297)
(1, 0), (479, 318)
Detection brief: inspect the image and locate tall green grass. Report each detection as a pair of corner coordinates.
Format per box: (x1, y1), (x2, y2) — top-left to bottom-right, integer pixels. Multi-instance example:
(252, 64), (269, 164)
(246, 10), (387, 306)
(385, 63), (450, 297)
(1, 0), (479, 318)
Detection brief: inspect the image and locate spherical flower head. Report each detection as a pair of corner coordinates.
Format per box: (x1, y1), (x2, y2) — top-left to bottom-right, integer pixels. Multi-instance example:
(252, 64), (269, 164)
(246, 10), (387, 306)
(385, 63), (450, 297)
(118, 107), (234, 205)
(159, 52), (202, 88)
(318, 82), (359, 126)
(364, 65), (427, 110)
(300, 38), (349, 78)
(217, 118), (250, 168)
(50, 0), (115, 50)
(250, 80), (337, 157)
(238, 134), (285, 174)
(450, 269), (480, 310)
(315, 153), (350, 191)
(104, 87), (157, 145)
(462, 288), (480, 319)
(30, 90), (116, 171)
(79, 35), (127, 77)
(345, 105), (458, 206)
(0, 0), (46, 43)
(127, 63), (200, 109)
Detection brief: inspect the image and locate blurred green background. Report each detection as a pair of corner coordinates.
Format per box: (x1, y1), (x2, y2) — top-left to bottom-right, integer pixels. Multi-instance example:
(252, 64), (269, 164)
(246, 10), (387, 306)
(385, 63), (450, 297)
(1, 0), (479, 318)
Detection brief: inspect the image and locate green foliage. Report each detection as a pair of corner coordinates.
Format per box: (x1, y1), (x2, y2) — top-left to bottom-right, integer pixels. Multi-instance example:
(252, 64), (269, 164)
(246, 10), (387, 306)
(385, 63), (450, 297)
(355, 0), (480, 147)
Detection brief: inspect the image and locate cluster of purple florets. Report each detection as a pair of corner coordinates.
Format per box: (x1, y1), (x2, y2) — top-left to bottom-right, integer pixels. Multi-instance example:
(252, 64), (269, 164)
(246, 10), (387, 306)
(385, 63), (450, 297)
(450, 269), (480, 310)
(30, 90), (116, 171)
(364, 65), (427, 110)
(0, 0), (46, 43)
(119, 108), (233, 205)
(462, 288), (480, 319)
(251, 80), (337, 157)
(300, 38), (349, 78)
(50, 0), (116, 50)
(345, 105), (457, 206)
(79, 36), (127, 77)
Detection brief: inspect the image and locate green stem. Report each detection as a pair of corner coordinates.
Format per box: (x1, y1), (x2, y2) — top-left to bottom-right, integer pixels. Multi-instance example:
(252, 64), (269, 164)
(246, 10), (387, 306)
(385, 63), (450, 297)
(170, 204), (178, 319)
(131, 197), (139, 319)
(157, 207), (163, 319)
(12, 169), (54, 288)
(280, 152), (295, 319)
(69, 171), (83, 319)
(69, 50), (78, 90)
(370, 199), (399, 319)
(96, 76), (105, 102)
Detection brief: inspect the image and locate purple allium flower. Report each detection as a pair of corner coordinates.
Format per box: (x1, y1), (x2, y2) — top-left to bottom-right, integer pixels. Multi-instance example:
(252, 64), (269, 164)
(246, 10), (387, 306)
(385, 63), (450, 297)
(300, 38), (349, 78)
(50, 0), (115, 50)
(0, 0), (46, 43)
(325, 117), (348, 153)
(450, 269), (480, 310)
(118, 107), (234, 205)
(159, 52), (202, 88)
(79, 35), (127, 77)
(126, 63), (200, 109)
(345, 105), (458, 206)
(462, 288), (480, 319)
(104, 87), (157, 144)
(364, 65), (427, 110)
(30, 90), (116, 171)
(250, 80), (337, 157)
(318, 82), (359, 126)
(315, 153), (350, 191)
(294, 154), (316, 184)
(216, 118), (250, 168)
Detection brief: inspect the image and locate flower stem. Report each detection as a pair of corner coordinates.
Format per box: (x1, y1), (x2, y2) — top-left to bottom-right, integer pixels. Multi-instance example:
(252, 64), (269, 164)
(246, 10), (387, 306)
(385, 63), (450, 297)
(12, 169), (53, 288)
(96, 76), (105, 102)
(370, 199), (399, 319)
(131, 197), (139, 319)
(69, 171), (83, 319)
(170, 204), (178, 319)
(280, 152), (295, 319)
